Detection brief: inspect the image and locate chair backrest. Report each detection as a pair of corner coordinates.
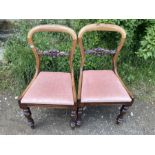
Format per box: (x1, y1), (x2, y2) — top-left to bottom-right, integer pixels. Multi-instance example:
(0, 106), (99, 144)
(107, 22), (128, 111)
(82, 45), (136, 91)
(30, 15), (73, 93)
(27, 25), (77, 103)
(27, 24), (77, 74)
(78, 23), (126, 100)
(78, 23), (126, 73)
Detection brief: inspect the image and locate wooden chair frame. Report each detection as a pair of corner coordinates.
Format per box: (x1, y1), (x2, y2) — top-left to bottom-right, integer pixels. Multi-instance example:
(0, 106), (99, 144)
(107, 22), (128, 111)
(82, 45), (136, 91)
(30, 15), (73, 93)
(77, 23), (134, 126)
(18, 25), (77, 128)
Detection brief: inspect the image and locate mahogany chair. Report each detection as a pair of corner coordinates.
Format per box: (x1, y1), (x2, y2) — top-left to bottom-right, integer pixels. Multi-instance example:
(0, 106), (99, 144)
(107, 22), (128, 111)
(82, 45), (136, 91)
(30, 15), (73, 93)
(18, 25), (77, 129)
(77, 23), (134, 126)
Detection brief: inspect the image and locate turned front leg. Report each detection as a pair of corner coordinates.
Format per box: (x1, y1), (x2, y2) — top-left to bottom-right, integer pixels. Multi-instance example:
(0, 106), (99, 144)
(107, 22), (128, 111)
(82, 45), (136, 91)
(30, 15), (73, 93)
(70, 108), (77, 129)
(76, 107), (83, 127)
(116, 105), (130, 124)
(23, 107), (35, 129)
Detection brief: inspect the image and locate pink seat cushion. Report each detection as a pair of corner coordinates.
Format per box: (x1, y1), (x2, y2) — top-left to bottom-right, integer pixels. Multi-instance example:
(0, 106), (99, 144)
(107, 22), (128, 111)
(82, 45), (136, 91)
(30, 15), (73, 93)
(81, 70), (132, 103)
(21, 72), (74, 105)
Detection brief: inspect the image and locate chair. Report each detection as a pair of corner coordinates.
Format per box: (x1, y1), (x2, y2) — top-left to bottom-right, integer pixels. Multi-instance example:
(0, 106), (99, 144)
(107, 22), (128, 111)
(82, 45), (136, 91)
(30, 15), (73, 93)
(77, 23), (134, 126)
(18, 25), (77, 129)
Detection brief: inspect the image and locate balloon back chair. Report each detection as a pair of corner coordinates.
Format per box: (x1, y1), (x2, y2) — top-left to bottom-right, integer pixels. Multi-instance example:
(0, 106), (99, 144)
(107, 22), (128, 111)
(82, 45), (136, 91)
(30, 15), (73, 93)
(77, 23), (134, 126)
(18, 25), (77, 129)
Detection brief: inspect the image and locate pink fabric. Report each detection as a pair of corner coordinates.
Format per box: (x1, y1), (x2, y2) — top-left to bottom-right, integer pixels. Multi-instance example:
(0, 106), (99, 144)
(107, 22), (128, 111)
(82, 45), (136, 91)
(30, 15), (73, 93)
(21, 72), (74, 105)
(81, 70), (132, 103)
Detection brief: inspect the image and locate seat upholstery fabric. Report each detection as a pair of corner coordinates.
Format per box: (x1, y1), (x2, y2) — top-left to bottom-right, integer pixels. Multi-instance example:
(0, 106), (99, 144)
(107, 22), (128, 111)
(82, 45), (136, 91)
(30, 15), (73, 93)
(81, 70), (132, 103)
(21, 72), (74, 105)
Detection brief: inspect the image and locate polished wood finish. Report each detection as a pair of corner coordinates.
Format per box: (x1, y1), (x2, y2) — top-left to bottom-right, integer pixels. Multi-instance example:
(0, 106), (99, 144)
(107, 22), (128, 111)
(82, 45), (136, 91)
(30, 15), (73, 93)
(78, 23), (134, 125)
(18, 25), (77, 128)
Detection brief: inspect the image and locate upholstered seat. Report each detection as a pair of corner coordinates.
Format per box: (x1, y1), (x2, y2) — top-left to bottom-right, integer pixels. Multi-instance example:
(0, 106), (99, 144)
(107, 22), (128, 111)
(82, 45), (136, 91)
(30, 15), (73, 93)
(21, 72), (74, 105)
(81, 70), (131, 103)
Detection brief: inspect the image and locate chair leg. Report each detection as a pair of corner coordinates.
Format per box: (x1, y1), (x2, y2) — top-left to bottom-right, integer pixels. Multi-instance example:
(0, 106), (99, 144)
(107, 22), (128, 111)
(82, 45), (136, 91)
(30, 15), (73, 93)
(116, 105), (130, 124)
(76, 107), (83, 127)
(70, 108), (77, 129)
(23, 107), (35, 129)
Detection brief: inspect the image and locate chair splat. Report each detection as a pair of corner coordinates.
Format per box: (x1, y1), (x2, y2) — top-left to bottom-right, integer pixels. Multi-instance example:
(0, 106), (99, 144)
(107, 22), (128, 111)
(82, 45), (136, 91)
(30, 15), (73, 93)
(38, 49), (69, 58)
(85, 48), (116, 56)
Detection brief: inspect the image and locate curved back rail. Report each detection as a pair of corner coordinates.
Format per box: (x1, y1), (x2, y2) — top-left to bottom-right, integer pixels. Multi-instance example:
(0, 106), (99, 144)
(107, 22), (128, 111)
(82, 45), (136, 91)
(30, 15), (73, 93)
(78, 23), (126, 72)
(27, 24), (77, 74)
(78, 23), (133, 100)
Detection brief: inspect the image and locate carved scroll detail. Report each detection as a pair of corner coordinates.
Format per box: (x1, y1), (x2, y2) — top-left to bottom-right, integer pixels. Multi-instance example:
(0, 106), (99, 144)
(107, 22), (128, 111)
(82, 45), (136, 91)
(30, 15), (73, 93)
(85, 48), (116, 56)
(38, 49), (69, 58)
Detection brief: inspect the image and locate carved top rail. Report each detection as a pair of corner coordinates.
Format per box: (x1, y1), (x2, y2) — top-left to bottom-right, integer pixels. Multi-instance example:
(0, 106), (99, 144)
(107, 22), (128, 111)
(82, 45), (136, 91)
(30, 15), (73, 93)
(85, 48), (116, 56)
(38, 49), (69, 58)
